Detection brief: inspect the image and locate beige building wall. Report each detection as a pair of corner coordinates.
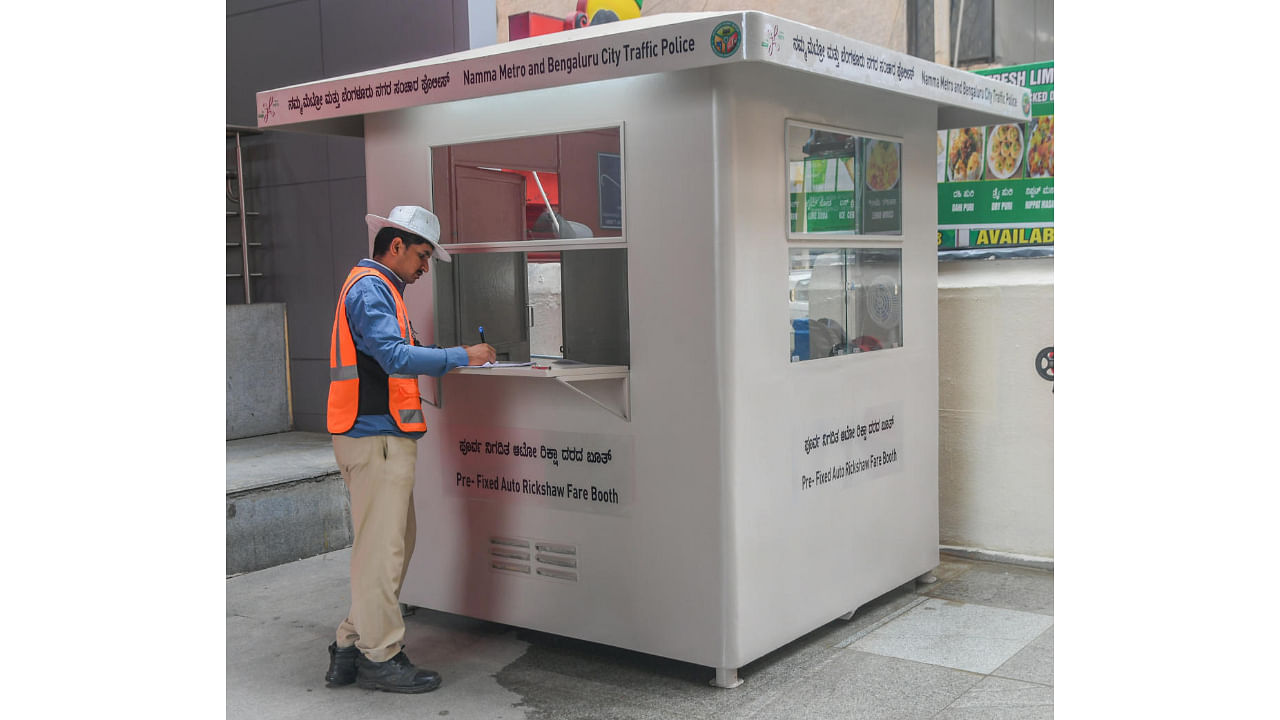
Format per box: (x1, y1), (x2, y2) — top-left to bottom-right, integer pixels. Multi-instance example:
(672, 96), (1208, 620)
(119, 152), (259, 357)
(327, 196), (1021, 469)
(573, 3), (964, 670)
(496, 0), (908, 50)
(938, 260), (1053, 561)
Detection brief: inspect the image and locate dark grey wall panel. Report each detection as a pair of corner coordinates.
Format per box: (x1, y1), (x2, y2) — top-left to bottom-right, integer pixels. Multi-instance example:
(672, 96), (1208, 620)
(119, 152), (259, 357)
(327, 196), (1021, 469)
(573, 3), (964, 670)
(240, 128), (331, 189)
(253, 182), (337, 351)
(993, 0), (1053, 66)
(328, 176), (372, 277)
(227, 1), (323, 126)
(1033, 0), (1053, 62)
(906, 0), (934, 61)
(327, 135), (366, 181)
(228, 0), (297, 15)
(320, 0), (458, 77)
(950, 0), (993, 66)
(288, 358), (330, 432)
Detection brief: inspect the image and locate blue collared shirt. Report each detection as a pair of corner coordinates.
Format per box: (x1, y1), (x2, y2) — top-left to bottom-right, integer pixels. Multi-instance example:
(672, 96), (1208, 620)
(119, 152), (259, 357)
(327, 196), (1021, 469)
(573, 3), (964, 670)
(339, 258), (468, 439)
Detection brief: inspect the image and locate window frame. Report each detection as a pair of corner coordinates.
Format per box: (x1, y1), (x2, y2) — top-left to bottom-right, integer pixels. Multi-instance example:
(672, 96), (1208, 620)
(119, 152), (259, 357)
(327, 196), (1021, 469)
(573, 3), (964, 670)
(784, 119), (906, 243)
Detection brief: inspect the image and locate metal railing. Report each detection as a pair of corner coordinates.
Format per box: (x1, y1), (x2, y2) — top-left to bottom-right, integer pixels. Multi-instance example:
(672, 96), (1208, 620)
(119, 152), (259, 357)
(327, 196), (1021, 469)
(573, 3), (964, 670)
(227, 125), (263, 303)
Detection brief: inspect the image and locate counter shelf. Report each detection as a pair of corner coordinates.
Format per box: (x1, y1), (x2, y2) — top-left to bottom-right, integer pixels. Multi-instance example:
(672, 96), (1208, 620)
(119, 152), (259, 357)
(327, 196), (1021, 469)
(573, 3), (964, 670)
(425, 363), (631, 420)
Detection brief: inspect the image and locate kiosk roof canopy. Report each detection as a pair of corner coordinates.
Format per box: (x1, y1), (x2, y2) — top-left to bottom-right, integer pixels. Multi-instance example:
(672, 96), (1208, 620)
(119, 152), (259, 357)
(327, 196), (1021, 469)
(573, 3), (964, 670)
(255, 11), (1029, 136)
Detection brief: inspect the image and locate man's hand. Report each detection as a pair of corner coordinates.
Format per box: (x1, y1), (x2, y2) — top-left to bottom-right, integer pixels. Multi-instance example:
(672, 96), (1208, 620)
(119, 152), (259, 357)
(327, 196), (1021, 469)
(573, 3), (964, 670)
(465, 343), (497, 366)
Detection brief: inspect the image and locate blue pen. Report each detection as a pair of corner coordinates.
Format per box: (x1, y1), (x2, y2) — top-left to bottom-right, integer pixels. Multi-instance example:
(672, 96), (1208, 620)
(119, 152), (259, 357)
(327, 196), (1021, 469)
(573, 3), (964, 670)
(478, 325), (486, 344)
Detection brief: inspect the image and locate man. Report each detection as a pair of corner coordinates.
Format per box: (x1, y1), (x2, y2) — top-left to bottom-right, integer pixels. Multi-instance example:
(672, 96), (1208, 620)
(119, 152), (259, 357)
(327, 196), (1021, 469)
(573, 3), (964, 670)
(324, 205), (495, 694)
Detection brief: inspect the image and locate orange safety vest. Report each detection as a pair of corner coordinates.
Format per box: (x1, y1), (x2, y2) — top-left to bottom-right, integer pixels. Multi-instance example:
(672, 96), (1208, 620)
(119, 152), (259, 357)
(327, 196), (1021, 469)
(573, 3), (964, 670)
(327, 267), (427, 434)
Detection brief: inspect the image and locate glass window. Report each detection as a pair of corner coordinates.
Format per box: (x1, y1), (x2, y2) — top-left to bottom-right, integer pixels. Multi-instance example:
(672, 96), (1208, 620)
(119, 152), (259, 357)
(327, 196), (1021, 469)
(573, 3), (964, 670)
(787, 122), (902, 237)
(789, 248), (903, 362)
(431, 128), (623, 245)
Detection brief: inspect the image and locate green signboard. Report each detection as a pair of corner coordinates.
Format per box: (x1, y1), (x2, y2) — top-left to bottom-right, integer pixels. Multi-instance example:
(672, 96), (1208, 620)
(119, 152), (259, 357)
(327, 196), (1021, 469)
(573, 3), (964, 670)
(937, 61), (1053, 250)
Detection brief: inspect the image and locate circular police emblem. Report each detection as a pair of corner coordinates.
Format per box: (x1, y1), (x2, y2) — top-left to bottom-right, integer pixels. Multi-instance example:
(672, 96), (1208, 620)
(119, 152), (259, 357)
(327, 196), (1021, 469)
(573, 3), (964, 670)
(711, 21), (742, 58)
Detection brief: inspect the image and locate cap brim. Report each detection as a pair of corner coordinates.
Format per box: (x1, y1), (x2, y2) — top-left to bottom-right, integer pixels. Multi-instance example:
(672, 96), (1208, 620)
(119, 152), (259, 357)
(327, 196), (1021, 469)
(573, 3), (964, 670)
(365, 214), (452, 262)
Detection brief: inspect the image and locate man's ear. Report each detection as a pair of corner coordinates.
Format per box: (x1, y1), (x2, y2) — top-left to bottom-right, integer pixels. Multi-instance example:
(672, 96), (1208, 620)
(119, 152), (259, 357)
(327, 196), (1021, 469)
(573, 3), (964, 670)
(391, 236), (403, 254)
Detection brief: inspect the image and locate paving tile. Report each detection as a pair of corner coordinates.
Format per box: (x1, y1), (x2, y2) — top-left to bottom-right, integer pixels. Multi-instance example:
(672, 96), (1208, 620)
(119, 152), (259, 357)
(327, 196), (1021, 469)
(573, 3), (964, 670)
(745, 651), (981, 720)
(929, 555), (976, 584)
(993, 625), (1053, 686)
(495, 629), (734, 720)
(933, 676), (1053, 719)
(851, 598), (1053, 674)
(923, 561), (1054, 615)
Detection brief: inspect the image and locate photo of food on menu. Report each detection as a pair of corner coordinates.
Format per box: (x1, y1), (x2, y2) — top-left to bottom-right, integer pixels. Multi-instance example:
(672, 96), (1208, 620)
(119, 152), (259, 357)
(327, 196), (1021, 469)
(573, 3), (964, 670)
(1026, 115), (1053, 178)
(937, 116), (1054, 183)
(946, 127), (984, 182)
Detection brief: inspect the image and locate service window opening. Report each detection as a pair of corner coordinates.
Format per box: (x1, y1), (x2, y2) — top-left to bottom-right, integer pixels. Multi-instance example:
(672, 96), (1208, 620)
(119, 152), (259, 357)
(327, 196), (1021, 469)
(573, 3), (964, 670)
(430, 127), (629, 366)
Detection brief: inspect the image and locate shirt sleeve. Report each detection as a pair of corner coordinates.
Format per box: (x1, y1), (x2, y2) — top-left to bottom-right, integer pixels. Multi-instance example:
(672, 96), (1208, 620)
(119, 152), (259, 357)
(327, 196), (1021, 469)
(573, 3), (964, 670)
(345, 277), (469, 377)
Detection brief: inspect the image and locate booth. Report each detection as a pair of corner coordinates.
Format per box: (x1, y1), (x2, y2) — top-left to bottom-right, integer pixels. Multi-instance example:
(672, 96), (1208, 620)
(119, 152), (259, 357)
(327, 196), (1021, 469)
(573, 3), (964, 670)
(258, 11), (1027, 687)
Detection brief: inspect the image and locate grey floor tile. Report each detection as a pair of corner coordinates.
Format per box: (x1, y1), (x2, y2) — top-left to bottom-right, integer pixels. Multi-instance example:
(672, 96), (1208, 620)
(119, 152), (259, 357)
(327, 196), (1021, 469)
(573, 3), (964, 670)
(226, 630), (336, 720)
(852, 599), (1053, 674)
(933, 676), (1053, 719)
(832, 586), (930, 648)
(495, 629), (737, 720)
(746, 651), (981, 720)
(930, 556), (976, 584)
(923, 561), (1054, 615)
(993, 625), (1053, 686)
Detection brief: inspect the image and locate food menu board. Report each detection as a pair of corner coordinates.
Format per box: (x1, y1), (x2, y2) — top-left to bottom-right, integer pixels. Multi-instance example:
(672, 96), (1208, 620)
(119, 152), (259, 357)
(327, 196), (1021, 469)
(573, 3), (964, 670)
(862, 138), (902, 234)
(792, 153), (858, 233)
(938, 61), (1053, 250)
(788, 123), (902, 236)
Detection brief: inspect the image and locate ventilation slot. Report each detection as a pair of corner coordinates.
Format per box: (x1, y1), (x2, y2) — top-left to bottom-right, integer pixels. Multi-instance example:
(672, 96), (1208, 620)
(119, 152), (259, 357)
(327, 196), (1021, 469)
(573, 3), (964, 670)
(489, 535), (580, 581)
(489, 536), (531, 575)
(534, 541), (578, 582)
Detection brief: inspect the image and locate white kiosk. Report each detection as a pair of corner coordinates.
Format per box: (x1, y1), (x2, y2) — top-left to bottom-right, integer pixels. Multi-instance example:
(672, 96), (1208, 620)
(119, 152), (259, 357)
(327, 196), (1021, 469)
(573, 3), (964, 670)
(259, 11), (1028, 687)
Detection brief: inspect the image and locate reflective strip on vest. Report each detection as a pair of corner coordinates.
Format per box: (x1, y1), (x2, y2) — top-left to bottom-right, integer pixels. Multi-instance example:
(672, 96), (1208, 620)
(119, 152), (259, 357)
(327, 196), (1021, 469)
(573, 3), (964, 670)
(400, 409), (425, 425)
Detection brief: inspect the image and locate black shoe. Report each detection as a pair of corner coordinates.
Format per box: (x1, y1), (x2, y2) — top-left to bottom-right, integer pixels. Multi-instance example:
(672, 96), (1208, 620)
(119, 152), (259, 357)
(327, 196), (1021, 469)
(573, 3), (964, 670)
(325, 642), (360, 687)
(356, 650), (442, 694)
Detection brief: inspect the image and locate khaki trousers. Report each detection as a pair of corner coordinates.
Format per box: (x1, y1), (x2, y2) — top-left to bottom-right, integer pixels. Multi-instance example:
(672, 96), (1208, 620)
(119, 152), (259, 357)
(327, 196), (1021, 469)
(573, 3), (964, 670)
(332, 434), (418, 663)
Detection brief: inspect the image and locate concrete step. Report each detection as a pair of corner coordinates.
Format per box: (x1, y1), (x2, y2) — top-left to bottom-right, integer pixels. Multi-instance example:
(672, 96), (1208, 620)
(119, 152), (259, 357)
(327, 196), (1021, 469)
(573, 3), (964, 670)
(226, 431), (351, 576)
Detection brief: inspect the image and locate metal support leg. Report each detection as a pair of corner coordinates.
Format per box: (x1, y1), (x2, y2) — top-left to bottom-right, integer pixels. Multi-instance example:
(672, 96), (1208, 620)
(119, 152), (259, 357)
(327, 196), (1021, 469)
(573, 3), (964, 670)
(838, 610), (855, 621)
(710, 667), (743, 689)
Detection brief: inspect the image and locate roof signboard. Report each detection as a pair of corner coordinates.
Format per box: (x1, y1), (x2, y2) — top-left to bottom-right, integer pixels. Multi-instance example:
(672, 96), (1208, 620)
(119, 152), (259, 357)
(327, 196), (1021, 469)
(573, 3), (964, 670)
(256, 11), (1027, 132)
